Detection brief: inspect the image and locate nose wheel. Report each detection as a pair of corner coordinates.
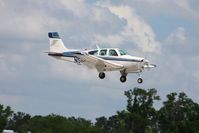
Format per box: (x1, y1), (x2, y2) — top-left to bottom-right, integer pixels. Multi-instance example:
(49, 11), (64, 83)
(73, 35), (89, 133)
(99, 72), (105, 79)
(137, 78), (143, 84)
(120, 76), (127, 83)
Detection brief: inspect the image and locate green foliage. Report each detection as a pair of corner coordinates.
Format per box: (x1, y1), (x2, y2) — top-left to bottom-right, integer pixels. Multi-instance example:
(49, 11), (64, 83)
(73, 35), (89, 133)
(7, 112), (31, 133)
(158, 92), (199, 133)
(95, 88), (160, 133)
(0, 104), (13, 132)
(18, 114), (99, 133)
(124, 88), (160, 132)
(1, 88), (199, 133)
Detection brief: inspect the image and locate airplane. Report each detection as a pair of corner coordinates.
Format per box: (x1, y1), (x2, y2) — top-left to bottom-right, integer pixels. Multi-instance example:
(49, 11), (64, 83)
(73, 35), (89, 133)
(46, 32), (156, 83)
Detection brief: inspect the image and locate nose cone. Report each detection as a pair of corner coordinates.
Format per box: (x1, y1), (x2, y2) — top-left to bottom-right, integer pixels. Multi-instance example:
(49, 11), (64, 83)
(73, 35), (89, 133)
(141, 59), (149, 64)
(144, 59), (149, 64)
(142, 59), (156, 68)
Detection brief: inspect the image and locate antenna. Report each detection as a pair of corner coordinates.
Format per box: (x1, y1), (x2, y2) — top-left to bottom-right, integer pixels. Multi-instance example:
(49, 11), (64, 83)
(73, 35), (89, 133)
(96, 43), (100, 50)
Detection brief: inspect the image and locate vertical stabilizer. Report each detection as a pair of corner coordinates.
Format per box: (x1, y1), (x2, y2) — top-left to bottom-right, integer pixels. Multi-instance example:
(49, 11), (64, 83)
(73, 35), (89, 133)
(48, 32), (68, 53)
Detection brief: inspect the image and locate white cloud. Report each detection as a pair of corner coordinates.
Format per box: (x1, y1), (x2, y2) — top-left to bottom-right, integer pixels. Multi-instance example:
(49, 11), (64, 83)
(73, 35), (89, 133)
(94, 34), (124, 46)
(0, 0), (199, 119)
(174, 0), (199, 21)
(0, 0), (5, 7)
(94, 5), (161, 54)
(58, 0), (89, 17)
(92, 7), (106, 22)
(0, 53), (25, 80)
(48, 60), (98, 82)
(112, 0), (198, 26)
(166, 27), (187, 45)
(0, 7), (57, 40)
(0, 1), (81, 41)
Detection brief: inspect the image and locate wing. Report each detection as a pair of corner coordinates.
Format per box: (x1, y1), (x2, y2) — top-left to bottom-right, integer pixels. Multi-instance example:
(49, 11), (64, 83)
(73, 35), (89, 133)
(48, 50), (124, 72)
(76, 54), (124, 72)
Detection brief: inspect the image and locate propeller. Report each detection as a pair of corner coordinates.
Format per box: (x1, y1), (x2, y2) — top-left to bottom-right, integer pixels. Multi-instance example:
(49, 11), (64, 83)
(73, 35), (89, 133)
(142, 33), (157, 70)
(144, 33), (151, 60)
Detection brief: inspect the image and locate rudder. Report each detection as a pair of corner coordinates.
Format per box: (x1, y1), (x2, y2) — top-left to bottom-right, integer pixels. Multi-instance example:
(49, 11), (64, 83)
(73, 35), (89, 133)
(48, 32), (68, 53)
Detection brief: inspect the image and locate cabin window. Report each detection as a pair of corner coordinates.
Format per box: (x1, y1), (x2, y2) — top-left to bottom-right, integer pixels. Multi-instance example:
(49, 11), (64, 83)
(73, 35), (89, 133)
(88, 50), (98, 55)
(99, 49), (107, 56)
(119, 49), (127, 56)
(109, 49), (118, 56)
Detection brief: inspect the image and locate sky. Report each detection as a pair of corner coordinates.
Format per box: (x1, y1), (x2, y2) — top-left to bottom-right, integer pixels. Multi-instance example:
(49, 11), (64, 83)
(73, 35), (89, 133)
(0, 0), (199, 120)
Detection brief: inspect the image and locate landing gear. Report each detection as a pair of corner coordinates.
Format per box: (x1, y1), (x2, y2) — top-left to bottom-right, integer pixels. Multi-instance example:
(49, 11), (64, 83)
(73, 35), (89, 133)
(120, 76), (127, 83)
(137, 78), (143, 84)
(99, 72), (105, 79)
(120, 70), (127, 83)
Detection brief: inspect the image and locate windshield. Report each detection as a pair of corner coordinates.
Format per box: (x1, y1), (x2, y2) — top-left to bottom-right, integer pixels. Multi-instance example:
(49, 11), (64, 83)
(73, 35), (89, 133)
(99, 49), (107, 56)
(109, 49), (118, 56)
(119, 49), (127, 56)
(88, 50), (98, 55)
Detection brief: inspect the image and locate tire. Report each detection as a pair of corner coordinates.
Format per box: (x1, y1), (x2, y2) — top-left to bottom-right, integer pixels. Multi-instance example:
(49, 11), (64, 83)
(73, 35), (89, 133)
(99, 72), (105, 79)
(120, 76), (127, 83)
(137, 78), (143, 84)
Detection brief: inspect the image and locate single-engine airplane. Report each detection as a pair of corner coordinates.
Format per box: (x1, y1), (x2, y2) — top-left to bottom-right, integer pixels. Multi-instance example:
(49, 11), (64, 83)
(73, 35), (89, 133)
(46, 32), (156, 83)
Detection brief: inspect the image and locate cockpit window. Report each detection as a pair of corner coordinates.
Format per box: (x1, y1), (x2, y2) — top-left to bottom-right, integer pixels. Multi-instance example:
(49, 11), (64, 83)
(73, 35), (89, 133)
(109, 49), (118, 56)
(99, 49), (107, 56)
(88, 50), (98, 55)
(119, 49), (127, 56)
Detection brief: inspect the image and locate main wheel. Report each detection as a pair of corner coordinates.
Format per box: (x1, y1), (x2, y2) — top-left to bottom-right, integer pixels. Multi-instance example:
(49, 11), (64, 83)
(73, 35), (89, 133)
(120, 76), (127, 83)
(99, 72), (105, 79)
(137, 78), (143, 84)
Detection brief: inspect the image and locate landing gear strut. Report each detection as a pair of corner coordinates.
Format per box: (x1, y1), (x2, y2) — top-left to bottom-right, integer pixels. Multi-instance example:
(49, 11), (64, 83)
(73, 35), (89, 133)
(137, 78), (143, 84)
(120, 70), (127, 83)
(99, 72), (105, 79)
(120, 76), (127, 83)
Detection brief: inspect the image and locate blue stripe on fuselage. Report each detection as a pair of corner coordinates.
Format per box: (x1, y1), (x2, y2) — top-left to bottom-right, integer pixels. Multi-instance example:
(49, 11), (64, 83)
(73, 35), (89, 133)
(49, 52), (141, 63)
(48, 51), (82, 57)
(100, 56), (141, 62)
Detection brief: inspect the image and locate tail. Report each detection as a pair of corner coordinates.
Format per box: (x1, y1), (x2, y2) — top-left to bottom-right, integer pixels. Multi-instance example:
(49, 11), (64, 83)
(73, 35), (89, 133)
(48, 32), (68, 53)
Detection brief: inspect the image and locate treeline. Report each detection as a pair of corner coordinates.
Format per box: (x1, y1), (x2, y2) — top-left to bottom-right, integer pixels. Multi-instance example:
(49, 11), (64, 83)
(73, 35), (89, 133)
(1, 88), (199, 133)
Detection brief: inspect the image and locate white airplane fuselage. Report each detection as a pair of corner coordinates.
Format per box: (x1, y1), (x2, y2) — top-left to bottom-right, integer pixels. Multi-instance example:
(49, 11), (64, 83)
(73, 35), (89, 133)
(50, 48), (147, 73)
(47, 32), (156, 83)
(97, 55), (144, 73)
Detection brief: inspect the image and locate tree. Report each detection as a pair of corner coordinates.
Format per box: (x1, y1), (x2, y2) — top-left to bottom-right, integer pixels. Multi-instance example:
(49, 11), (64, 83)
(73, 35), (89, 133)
(95, 88), (160, 133)
(25, 114), (100, 133)
(121, 88), (160, 133)
(158, 92), (199, 133)
(96, 114), (126, 133)
(95, 116), (108, 132)
(0, 104), (13, 132)
(1, 88), (199, 133)
(7, 112), (31, 133)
